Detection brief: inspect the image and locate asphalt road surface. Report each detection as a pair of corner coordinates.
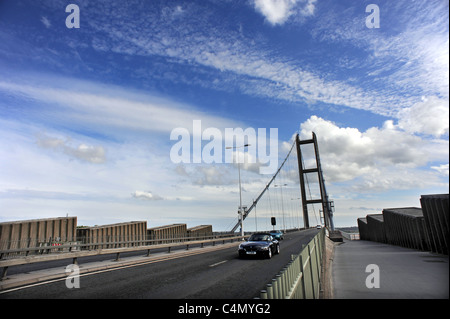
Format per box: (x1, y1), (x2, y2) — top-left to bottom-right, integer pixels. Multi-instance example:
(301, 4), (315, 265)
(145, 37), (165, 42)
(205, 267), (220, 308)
(0, 228), (319, 299)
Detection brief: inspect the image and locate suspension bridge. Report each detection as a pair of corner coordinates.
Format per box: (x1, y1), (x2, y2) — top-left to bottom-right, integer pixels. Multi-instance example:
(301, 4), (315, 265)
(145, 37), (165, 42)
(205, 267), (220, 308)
(227, 132), (335, 235)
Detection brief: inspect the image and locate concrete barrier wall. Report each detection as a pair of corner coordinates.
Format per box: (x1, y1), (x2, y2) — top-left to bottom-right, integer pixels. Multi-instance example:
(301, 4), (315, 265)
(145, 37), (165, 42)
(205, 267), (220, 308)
(0, 217), (77, 251)
(366, 214), (386, 243)
(357, 218), (368, 241)
(147, 224), (187, 243)
(383, 208), (429, 251)
(357, 194), (448, 255)
(76, 221), (147, 249)
(187, 225), (213, 238)
(420, 194), (449, 255)
(1, 217), (218, 260)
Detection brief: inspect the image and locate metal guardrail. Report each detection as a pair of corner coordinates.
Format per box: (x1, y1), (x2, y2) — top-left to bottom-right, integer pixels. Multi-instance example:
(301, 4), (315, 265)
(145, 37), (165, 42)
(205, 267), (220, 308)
(0, 233), (239, 260)
(0, 235), (244, 280)
(258, 228), (325, 299)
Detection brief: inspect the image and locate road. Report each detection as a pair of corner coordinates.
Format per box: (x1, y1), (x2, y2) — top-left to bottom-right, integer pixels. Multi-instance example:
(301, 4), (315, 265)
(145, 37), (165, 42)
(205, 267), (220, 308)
(0, 228), (319, 299)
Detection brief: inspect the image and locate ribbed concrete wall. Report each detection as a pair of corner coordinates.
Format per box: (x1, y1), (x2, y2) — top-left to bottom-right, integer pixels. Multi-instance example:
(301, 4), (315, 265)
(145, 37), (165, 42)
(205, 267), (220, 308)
(357, 218), (368, 241)
(0, 217), (77, 251)
(366, 214), (386, 243)
(76, 221), (147, 249)
(420, 194), (449, 255)
(147, 224), (187, 243)
(383, 208), (429, 251)
(357, 194), (449, 255)
(187, 225), (213, 238)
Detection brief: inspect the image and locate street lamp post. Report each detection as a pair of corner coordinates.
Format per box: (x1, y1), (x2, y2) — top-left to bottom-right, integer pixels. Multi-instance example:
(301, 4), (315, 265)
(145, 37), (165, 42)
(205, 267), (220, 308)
(274, 184), (287, 231)
(226, 144), (250, 237)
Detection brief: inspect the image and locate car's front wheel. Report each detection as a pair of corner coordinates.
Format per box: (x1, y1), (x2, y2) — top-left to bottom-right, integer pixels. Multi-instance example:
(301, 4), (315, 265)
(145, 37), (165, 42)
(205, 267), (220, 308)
(266, 247), (272, 259)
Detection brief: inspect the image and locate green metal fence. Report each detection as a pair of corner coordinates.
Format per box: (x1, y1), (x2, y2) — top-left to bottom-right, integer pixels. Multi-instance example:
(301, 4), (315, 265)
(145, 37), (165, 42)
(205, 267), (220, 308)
(259, 228), (325, 299)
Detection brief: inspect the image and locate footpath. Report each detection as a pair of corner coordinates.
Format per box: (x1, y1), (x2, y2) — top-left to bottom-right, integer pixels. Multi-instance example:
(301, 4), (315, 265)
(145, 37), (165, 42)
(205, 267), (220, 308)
(330, 239), (449, 299)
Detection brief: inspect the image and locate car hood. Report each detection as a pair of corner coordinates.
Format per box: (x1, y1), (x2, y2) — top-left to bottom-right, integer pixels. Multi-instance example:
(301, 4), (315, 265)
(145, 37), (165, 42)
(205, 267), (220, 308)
(240, 241), (270, 247)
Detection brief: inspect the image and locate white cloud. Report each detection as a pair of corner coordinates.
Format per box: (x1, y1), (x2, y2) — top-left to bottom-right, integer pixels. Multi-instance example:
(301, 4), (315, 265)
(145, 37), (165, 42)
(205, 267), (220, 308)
(36, 133), (106, 164)
(299, 116), (448, 191)
(5, 1), (448, 124)
(300, 0), (316, 16)
(398, 96), (449, 137)
(74, 1), (410, 118)
(252, 0), (316, 25)
(0, 78), (240, 136)
(132, 190), (163, 200)
(431, 164), (449, 177)
(40, 16), (51, 28)
(192, 166), (234, 186)
(311, 1), (449, 101)
(253, 0), (296, 25)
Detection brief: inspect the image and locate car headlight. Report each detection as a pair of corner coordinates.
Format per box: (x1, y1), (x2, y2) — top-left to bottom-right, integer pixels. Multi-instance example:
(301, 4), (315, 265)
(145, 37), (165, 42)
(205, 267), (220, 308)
(259, 246), (269, 250)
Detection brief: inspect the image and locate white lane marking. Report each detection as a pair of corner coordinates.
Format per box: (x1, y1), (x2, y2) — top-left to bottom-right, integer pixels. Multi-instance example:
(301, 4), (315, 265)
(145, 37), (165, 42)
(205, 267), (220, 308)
(209, 260), (228, 268)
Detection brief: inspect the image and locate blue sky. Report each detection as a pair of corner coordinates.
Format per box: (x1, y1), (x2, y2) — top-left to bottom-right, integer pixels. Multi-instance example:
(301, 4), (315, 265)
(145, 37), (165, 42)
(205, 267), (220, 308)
(0, 0), (448, 230)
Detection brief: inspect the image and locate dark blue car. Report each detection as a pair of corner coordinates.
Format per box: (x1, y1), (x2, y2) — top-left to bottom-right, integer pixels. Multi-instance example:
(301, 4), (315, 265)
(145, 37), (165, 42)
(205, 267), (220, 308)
(238, 233), (280, 259)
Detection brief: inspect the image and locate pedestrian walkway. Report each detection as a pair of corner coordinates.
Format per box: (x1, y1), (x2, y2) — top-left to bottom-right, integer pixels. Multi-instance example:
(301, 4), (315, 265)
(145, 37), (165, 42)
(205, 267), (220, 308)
(332, 239), (449, 299)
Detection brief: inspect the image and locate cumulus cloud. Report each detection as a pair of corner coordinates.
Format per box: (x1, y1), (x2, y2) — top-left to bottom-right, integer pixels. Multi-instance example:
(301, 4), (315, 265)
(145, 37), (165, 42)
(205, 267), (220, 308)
(132, 190), (163, 200)
(193, 166), (235, 186)
(398, 96), (449, 137)
(431, 164), (449, 177)
(36, 133), (106, 164)
(299, 116), (448, 191)
(252, 0), (316, 25)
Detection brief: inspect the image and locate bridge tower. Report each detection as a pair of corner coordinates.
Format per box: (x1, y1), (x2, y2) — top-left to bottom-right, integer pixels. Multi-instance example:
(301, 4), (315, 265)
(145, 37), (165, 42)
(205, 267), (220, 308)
(295, 132), (335, 231)
(229, 131), (337, 236)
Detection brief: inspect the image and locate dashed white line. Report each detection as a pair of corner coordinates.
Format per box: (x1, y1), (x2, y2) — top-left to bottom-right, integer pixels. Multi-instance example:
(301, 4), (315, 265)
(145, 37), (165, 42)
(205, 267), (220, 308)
(209, 260), (228, 268)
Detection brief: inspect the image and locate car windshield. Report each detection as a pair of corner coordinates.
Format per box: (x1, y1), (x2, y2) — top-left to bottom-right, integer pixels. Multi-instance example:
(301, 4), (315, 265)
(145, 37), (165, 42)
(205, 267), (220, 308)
(249, 234), (271, 241)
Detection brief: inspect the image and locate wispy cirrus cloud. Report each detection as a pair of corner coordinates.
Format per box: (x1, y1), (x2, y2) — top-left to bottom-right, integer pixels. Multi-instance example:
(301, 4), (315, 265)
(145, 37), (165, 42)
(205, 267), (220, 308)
(311, 0), (449, 100)
(5, 0), (446, 123)
(0, 77), (240, 137)
(76, 3), (406, 118)
(40, 16), (52, 29)
(77, 0), (447, 123)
